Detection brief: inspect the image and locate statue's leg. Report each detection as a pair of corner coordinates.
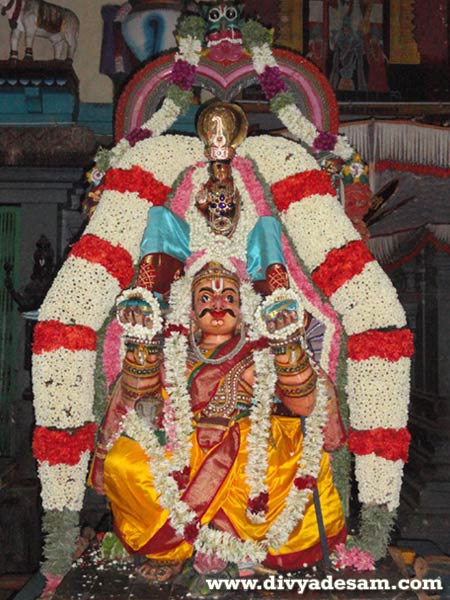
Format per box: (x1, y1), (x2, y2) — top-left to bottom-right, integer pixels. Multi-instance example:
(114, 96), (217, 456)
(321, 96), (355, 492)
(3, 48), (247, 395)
(52, 37), (65, 60)
(64, 20), (78, 62)
(23, 28), (35, 61)
(9, 28), (20, 60)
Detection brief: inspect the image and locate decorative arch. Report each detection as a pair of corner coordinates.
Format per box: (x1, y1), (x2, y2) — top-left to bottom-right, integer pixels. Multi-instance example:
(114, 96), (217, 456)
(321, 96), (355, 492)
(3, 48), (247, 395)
(115, 49), (339, 141)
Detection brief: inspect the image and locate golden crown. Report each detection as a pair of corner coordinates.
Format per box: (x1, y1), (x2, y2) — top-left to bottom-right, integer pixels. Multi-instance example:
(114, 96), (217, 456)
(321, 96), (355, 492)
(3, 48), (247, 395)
(197, 102), (248, 161)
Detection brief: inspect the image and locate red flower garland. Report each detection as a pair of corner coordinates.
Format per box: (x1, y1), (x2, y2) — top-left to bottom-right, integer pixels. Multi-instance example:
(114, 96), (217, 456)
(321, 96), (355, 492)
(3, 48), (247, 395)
(294, 475), (317, 491)
(33, 321), (97, 355)
(348, 328), (414, 361)
(348, 427), (411, 463)
(270, 169), (336, 212)
(70, 234), (134, 289)
(248, 491), (269, 514)
(312, 240), (374, 297)
(376, 160), (450, 180)
(33, 422), (97, 466)
(103, 165), (171, 204)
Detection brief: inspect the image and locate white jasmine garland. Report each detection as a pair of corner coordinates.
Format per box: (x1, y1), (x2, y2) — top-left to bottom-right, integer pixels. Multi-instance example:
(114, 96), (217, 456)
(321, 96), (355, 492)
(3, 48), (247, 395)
(38, 451), (91, 512)
(251, 42), (277, 74)
(162, 331), (195, 470)
(238, 136), (318, 184)
(145, 98), (181, 137)
(281, 194), (361, 271)
(84, 190), (150, 262)
(346, 357), (410, 430)
(194, 528), (266, 564)
(33, 349), (96, 428)
(245, 348), (276, 523)
(277, 104), (319, 147)
(175, 35), (202, 66)
(330, 261), (407, 335)
(39, 256), (122, 331)
(354, 454), (404, 511)
(117, 136), (204, 187)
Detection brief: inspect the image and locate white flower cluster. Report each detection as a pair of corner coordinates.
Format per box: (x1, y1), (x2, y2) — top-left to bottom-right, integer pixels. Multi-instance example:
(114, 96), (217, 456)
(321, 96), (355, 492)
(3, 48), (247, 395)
(38, 451), (91, 511)
(118, 135), (204, 186)
(39, 256), (122, 331)
(84, 190), (150, 263)
(33, 349), (96, 428)
(354, 454), (404, 511)
(194, 527), (266, 564)
(346, 357), (410, 430)
(282, 194), (361, 271)
(251, 42), (278, 74)
(245, 348), (277, 522)
(175, 35), (202, 66)
(330, 261), (407, 336)
(238, 136), (317, 185)
(162, 331), (195, 471)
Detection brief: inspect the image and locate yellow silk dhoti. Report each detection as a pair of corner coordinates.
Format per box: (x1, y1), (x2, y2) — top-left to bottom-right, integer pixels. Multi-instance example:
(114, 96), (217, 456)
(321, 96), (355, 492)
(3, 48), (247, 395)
(103, 414), (346, 569)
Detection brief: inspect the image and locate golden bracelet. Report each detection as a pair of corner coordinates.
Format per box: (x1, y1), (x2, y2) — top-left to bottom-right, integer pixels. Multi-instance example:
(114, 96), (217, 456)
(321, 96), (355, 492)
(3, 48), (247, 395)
(278, 371), (317, 398)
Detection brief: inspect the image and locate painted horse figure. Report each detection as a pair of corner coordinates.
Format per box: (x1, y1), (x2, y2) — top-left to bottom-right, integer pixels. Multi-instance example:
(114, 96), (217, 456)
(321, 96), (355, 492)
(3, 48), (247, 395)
(0, 0), (79, 61)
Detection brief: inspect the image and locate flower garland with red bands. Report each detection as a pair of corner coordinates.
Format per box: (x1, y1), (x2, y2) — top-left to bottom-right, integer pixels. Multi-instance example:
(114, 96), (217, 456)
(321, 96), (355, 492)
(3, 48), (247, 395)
(270, 170), (336, 212)
(348, 427), (411, 463)
(70, 234), (135, 290)
(103, 165), (171, 204)
(348, 328), (414, 361)
(311, 241), (375, 298)
(33, 321), (97, 354)
(33, 422), (97, 466)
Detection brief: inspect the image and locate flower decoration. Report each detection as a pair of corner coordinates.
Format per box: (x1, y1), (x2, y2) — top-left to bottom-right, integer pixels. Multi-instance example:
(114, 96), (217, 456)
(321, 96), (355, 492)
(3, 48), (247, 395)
(258, 65), (288, 100)
(32, 25), (412, 578)
(332, 543), (375, 571)
(313, 131), (338, 153)
(170, 59), (197, 90)
(125, 127), (153, 148)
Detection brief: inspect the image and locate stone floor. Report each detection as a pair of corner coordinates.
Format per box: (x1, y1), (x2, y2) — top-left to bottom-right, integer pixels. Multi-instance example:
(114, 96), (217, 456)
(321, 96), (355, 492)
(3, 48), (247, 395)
(49, 545), (416, 600)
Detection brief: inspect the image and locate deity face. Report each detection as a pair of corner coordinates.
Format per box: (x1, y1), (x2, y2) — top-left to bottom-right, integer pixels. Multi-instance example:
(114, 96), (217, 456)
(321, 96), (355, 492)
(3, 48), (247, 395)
(195, 160), (240, 237)
(201, 1), (244, 62)
(193, 276), (240, 337)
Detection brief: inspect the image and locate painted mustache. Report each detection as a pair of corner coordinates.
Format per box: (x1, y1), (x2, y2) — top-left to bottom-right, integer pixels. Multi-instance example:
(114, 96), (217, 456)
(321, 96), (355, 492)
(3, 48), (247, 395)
(199, 308), (236, 319)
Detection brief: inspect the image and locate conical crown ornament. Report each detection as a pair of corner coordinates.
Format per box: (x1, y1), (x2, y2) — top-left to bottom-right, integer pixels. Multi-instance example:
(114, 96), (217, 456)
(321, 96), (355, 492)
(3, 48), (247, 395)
(197, 101), (248, 161)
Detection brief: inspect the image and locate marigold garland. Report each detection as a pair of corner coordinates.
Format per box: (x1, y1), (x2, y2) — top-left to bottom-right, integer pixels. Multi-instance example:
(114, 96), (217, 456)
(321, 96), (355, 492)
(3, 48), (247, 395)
(70, 235), (135, 290)
(270, 170), (336, 212)
(102, 165), (171, 204)
(33, 321), (97, 354)
(347, 328), (414, 361)
(311, 241), (375, 298)
(348, 427), (411, 463)
(33, 423), (97, 466)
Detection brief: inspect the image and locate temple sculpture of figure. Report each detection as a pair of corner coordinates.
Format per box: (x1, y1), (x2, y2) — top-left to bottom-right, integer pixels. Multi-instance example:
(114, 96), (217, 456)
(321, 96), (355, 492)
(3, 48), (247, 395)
(88, 102), (346, 586)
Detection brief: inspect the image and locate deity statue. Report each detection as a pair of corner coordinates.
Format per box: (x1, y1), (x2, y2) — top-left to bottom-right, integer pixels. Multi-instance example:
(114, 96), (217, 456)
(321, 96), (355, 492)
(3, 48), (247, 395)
(89, 101), (346, 587)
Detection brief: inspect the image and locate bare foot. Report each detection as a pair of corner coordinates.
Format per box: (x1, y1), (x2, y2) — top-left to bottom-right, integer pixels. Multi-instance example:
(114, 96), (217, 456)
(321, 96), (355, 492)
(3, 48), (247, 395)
(135, 559), (183, 584)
